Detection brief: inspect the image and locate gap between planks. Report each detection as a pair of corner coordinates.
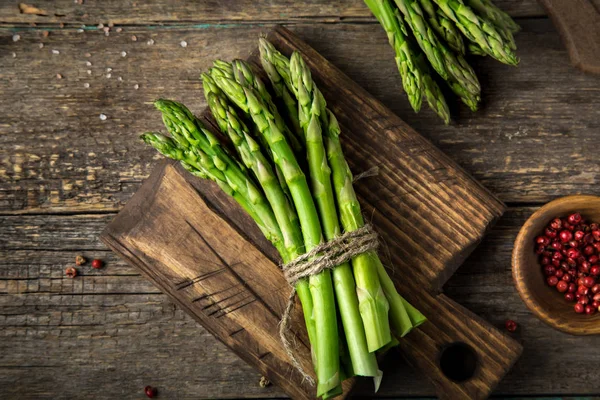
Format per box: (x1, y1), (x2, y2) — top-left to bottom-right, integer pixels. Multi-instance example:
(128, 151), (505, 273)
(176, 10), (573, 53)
(0, 15), (546, 30)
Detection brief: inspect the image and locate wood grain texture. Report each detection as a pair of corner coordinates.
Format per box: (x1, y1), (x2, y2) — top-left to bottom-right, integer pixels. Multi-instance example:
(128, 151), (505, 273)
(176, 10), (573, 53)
(3, 208), (600, 398)
(2, 20), (600, 216)
(102, 163), (338, 400)
(513, 195), (600, 335)
(538, 0), (600, 74)
(0, 0), (546, 25)
(0, 2), (598, 398)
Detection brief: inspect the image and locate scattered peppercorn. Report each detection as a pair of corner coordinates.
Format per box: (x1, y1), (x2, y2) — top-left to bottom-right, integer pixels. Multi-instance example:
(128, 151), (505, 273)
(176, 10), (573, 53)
(536, 212), (600, 315)
(75, 255), (87, 266)
(65, 267), (78, 278)
(91, 259), (103, 269)
(505, 319), (517, 333)
(144, 386), (157, 398)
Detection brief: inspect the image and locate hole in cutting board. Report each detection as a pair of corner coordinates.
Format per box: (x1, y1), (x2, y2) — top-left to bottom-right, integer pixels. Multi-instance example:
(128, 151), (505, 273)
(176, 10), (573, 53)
(439, 342), (478, 382)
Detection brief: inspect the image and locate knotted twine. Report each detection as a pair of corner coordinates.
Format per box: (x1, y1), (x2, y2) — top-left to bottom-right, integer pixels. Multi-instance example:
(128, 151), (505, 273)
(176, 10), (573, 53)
(279, 224), (379, 385)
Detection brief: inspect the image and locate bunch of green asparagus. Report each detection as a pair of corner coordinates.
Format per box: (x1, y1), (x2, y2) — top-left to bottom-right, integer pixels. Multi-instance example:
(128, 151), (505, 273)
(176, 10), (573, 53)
(365, 0), (520, 123)
(141, 39), (426, 398)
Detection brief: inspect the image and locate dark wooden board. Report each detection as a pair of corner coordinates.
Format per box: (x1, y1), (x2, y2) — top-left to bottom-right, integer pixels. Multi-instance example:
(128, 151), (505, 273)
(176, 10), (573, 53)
(100, 26), (521, 399)
(538, 0), (600, 74)
(2, 20), (600, 216)
(0, 0), (547, 25)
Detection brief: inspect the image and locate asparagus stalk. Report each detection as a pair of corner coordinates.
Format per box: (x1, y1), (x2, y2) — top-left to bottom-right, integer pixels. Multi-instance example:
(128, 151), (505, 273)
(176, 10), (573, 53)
(202, 72), (294, 205)
(432, 0), (519, 65)
(419, 0), (465, 54)
(464, 0), (518, 52)
(213, 59), (305, 155)
(364, 0), (423, 112)
(391, 5), (479, 110)
(414, 53), (451, 123)
(257, 43), (304, 143)
(323, 110), (419, 337)
(464, 0), (520, 33)
(467, 42), (487, 56)
(203, 78), (319, 358)
(212, 71), (340, 396)
(289, 51), (384, 379)
(392, 0), (481, 103)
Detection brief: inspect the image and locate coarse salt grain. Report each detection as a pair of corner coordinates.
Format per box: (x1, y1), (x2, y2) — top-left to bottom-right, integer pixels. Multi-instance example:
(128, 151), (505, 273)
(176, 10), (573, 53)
(147, 39), (154, 45)
(87, 70), (92, 74)
(118, 76), (123, 81)
(133, 84), (139, 90)
(180, 40), (188, 48)
(108, 22), (114, 28)
(13, 34), (20, 42)
(85, 61), (92, 66)
(83, 83), (90, 88)
(103, 27), (110, 33)
(38, 43), (44, 49)
(11, 52), (16, 58)
(106, 67), (112, 72)
(56, 73), (63, 79)
(120, 51), (127, 57)
(77, 29), (84, 33)
(85, 52), (91, 57)
(52, 49), (60, 55)
(97, 23), (104, 29)
(131, 35), (137, 41)
(99, 114), (107, 120)
(106, 73), (112, 78)
(116, 28), (122, 33)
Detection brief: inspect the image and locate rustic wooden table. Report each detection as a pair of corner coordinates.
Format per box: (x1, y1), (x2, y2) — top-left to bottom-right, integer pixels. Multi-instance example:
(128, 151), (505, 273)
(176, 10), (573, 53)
(1, 1), (599, 399)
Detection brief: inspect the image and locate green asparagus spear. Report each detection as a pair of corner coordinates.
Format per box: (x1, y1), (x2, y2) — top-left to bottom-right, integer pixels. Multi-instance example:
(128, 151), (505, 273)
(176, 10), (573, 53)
(212, 71), (340, 397)
(203, 72), (293, 201)
(290, 51), (385, 379)
(467, 42), (487, 56)
(257, 41), (304, 143)
(464, 0), (518, 52)
(419, 0), (465, 54)
(364, 0), (423, 112)
(323, 110), (419, 337)
(392, 7), (479, 111)
(213, 59), (305, 155)
(432, 0), (519, 65)
(464, 0), (520, 33)
(203, 79), (320, 356)
(414, 53), (451, 123)
(393, 0), (481, 100)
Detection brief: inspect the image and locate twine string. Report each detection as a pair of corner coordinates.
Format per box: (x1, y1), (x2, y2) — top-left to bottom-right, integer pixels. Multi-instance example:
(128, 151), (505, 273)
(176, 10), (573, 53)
(279, 224), (379, 385)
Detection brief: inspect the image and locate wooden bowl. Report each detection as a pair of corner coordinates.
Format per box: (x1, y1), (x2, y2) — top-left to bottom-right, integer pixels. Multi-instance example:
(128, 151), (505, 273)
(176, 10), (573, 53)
(512, 195), (600, 335)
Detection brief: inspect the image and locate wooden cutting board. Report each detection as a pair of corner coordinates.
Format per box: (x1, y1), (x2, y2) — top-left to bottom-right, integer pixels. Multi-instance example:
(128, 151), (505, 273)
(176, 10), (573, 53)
(101, 26), (522, 399)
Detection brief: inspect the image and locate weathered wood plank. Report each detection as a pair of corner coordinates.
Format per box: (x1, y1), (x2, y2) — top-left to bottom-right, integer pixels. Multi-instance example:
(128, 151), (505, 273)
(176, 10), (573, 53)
(0, 0), (546, 25)
(1, 20), (599, 216)
(101, 164), (327, 400)
(2, 207), (600, 398)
